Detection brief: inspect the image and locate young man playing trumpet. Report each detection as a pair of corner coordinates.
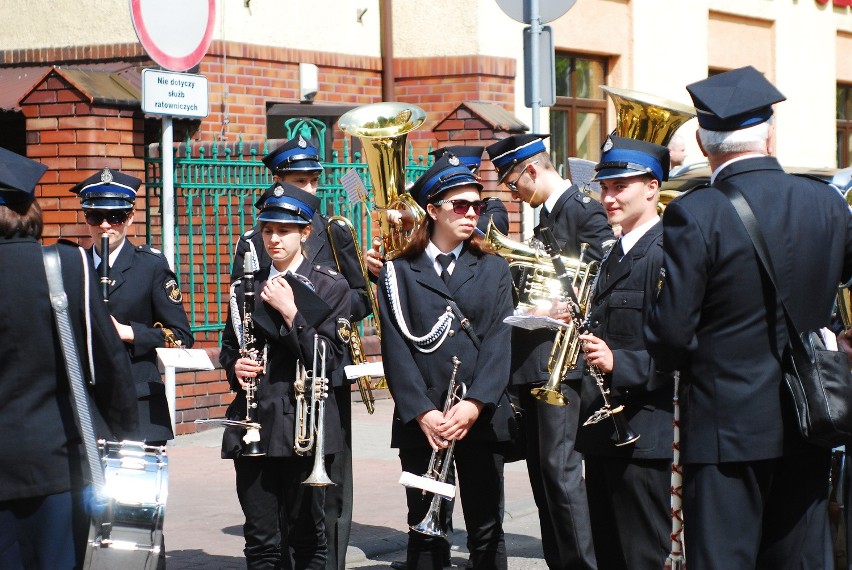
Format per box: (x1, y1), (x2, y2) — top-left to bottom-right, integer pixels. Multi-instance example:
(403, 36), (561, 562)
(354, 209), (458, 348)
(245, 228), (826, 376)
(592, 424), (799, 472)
(574, 135), (675, 570)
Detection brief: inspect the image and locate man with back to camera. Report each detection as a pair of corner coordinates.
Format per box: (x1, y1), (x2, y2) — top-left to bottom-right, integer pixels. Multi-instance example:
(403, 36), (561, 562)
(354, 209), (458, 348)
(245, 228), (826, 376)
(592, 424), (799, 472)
(485, 134), (613, 570)
(231, 135), (370, 570)
(645, 65), (852, 568)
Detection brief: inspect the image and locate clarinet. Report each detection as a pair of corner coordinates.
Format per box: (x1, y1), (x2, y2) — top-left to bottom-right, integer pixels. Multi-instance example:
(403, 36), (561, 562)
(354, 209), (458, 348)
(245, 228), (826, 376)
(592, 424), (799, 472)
(100, 232), (110, 303)
(240, 251), (265, 457)
(539, 228), (639, 446)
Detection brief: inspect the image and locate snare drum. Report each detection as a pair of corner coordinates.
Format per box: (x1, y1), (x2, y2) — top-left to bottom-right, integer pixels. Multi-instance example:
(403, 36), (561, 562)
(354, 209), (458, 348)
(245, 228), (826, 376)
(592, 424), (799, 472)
(84, 440), (168, 570)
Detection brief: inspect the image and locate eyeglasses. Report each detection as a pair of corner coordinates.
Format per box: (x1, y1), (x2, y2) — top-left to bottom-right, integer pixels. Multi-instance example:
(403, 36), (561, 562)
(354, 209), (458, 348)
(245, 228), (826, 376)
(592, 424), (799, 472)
(506, 160), (540, 192)
(432, 199), (488, 215)
(85, 210), (130, 226)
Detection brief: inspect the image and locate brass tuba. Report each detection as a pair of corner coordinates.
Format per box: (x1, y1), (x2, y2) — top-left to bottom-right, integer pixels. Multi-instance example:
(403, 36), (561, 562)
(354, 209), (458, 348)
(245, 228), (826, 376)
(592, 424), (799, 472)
(601, 85), (696, 147)
(339, 102), (427, 260)
(601, 85), (697, 211)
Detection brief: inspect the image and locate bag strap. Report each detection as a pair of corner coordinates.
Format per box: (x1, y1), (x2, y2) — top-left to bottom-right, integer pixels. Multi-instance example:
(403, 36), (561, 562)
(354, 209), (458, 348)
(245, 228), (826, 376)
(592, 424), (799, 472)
(42, 245), (107, 502)
(445, 299), (481, 349)
(714, 179), (804, 351)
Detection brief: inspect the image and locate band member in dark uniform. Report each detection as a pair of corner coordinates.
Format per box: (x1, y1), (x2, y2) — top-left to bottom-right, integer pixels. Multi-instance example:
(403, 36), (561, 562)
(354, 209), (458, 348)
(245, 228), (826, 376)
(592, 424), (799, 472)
(574, 136), (674, 569)
(645, 66), (852, 568)
(232, 137), (370, 570)
(377, 154), (515, 570)
(221, 182), (350, 570)
(0, 149), (137, 569)
(70, 168), (194, 445)
(486, 134), (612, 570)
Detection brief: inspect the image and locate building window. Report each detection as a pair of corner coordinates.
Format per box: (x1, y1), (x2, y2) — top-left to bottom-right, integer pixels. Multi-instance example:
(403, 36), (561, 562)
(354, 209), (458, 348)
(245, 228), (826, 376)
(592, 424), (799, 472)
(838, 84), (852, 168)
(549, 54), (608, 174)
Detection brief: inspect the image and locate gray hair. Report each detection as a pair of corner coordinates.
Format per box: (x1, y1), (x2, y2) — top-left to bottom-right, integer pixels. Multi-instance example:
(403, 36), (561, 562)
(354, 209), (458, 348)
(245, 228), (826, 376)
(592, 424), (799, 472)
(697, 117), (772, 155)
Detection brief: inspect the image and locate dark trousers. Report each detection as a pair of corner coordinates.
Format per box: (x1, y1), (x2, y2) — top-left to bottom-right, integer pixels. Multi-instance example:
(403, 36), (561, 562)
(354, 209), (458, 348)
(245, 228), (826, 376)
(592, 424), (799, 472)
(324, 385), (353, 570)
(520, 381), (597, 570)
(399, 442), (507, 570)
(683, 448), (832, 570)
(0, 489), (88, 570)
(235, 456), (327, 570)
(584, 456), (671, 570)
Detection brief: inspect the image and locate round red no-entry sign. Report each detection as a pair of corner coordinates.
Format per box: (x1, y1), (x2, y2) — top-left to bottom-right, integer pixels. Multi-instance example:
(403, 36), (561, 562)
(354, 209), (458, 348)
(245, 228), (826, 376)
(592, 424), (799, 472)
(130, 0), (216, 72)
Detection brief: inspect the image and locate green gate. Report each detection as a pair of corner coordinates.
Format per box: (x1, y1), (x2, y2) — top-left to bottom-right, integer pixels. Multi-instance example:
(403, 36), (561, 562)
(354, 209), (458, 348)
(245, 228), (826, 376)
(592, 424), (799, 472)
(143, 136), (432, 340)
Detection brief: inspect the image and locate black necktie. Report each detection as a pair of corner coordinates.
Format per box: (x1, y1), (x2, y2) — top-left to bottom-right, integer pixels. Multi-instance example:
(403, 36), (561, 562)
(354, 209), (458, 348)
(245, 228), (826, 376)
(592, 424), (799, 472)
(606, 239), (624, 280)
(540, 206), (550, 222)
(437, 253), (455, 284)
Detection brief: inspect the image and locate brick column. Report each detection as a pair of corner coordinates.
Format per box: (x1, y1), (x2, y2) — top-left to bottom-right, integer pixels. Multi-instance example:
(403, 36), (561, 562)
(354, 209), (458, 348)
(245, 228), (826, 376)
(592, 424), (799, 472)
(19, 68), (146, 244)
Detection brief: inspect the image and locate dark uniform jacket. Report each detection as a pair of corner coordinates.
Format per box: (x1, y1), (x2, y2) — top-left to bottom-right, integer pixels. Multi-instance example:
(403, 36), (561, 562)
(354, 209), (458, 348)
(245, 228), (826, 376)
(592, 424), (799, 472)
(92, 239), (194, 442)
(511, 185), (614, 386)
(646, 156), (852, 464)
(0, 238), (137, 502)
(575, 221), (674, 459)
(233, 213), (370, 388)
(220, 259), (350, 458)
(377, 246), (515, 448)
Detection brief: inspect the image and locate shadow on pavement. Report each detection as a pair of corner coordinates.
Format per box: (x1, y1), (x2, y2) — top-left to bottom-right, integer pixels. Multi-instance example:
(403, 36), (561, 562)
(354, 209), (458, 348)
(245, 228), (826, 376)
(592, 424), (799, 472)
(166, 549), (245, 569)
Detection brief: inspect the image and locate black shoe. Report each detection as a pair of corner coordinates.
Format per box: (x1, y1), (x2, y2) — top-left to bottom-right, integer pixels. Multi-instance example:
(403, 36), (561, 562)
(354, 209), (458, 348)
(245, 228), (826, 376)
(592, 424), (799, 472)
(390, 561), (407, 570)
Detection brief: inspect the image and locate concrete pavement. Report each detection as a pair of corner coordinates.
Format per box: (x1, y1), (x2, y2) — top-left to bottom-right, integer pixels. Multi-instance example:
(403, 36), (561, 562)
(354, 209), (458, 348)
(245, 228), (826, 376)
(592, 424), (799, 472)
(163, 397), (546, 569)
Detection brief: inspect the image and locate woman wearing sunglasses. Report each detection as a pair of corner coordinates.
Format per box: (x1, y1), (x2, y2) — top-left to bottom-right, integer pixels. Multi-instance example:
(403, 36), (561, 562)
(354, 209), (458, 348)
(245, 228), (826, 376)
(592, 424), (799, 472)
(377, 153), (515, 570)
(71, 168), (194, 446)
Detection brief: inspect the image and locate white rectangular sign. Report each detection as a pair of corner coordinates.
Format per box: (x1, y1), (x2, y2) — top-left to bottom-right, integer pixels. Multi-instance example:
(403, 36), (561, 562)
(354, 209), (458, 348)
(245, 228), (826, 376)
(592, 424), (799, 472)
(142, 69), (209, 118)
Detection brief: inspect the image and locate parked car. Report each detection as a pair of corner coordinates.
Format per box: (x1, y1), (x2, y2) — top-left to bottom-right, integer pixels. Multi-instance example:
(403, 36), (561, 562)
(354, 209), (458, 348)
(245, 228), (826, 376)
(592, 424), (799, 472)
(663, 161), (852, 197)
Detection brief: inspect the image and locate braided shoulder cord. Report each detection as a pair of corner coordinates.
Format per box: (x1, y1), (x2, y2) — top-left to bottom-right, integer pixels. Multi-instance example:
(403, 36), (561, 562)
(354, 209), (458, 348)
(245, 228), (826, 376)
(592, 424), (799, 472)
(384, 260), (455, 353)
(229, 279), (244, 345)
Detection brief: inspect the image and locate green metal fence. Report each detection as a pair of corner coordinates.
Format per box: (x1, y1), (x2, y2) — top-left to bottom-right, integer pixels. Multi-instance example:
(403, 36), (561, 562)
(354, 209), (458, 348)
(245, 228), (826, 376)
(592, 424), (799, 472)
(143, 136), (432, 339)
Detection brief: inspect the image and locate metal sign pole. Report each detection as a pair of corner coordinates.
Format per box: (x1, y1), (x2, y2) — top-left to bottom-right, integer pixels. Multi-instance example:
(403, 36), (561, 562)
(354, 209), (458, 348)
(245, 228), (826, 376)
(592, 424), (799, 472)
(529, 0), (541, 135)
(161, 116), (175, 271)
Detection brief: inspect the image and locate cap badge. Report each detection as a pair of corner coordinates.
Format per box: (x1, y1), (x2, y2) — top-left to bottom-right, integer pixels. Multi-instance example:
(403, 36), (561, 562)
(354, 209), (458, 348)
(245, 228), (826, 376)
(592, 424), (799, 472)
(297, 135), (308, 149)
(273, 185), (285, 197)
(602, 136), (614, 152)
(100, 168), (113, 183)
(448, 156), (460, 167)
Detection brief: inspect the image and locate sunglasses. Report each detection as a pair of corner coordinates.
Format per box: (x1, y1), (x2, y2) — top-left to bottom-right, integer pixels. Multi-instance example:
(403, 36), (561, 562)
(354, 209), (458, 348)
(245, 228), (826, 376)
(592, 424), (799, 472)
(506, 160), (540, 192)
(432, 199), (488, 215)
(85, 210), (131, 226)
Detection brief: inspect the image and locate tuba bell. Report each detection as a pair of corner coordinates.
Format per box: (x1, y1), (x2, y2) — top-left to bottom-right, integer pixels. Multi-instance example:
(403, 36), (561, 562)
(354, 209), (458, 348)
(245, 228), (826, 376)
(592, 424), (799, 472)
(601, 85), (696, 147)
(339, 102), (427, 261)
(601, 85), (697, 211)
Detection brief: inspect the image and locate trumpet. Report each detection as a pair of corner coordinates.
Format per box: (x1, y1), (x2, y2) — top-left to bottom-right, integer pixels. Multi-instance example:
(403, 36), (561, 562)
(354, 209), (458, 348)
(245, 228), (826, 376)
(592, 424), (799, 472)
(327, 215), (381, 414)
(294, 334), (335, 487)
(410, 356), (465, 538)
(534, 230), (600, 406)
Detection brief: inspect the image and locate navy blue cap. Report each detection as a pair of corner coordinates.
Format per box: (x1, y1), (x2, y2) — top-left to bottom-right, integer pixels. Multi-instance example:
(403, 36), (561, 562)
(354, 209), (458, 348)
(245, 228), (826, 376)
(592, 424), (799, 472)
(486, 134), (549, 184)
(593, 135), (670, 184)
(430, 146), (484, 172)
(687, 66), (786, 132)
(254, 181), (321, 212)
(409, 154), (483, 209)
(0, 147), (47, 206)
(257, 182), (316, 225)
(70, 168), (140, 210)
(262, 135), (323, 174)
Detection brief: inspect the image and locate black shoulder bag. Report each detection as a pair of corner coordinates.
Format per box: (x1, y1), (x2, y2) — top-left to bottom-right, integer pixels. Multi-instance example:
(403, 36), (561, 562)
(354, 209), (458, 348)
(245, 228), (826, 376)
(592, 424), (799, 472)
(717, 180), (852, 448)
